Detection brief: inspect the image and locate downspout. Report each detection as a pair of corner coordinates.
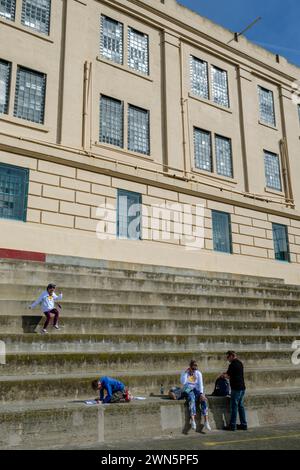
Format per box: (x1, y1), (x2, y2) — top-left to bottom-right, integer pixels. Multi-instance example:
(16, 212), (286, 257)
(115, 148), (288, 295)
(82, 60), (89, 149)
(179, 40), (188, 178)
(236, 65), (250, 193)
(279, 86), (294, 207)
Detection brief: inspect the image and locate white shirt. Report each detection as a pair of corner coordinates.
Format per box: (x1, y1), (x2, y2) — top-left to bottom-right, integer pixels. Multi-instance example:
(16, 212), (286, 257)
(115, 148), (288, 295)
(180, 370), (204, 394)
(30, 290), (63, 313)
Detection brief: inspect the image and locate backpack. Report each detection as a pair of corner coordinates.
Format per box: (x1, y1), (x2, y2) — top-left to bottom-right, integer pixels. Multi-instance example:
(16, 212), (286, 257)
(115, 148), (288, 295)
(211, 377), (230, 396)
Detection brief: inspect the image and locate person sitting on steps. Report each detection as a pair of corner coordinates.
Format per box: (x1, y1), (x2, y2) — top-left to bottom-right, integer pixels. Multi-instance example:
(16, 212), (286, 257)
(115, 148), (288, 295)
(29, 283), (63, 334)
(180, 359), (211, 432)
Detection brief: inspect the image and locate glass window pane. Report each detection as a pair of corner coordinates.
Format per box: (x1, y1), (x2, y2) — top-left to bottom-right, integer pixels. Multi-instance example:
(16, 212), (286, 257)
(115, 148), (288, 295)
(264, 151), (282, 191)
(212, 210), (232, 253)
(0, 163), (29, 221)
(215, 135), (233, 177)
(100, 15), (123, 64)
(0, 0), (16, 20)
(0, 59), (11, 114)
(272, 223), (290, 262)
(258, 87), (276, 126)
(100, 95), (123, 147)
(14, 66), (46, 124)
(128, 27), (149, 75)
(190, 56), (209, 99)
(21, 0), (51, 35)
(194, 128), (212, 172)
(211, 66), (229, 107)
(128, 105), (150, 155)
(117, 189), (142, 240)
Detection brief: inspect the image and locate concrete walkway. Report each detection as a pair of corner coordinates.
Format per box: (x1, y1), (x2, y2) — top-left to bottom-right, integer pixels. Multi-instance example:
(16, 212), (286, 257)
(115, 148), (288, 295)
(70, 423), (300, 451)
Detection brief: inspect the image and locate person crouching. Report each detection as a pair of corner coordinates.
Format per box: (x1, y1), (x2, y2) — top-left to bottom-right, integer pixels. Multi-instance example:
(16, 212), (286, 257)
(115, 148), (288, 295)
(91, 376), (132, 404)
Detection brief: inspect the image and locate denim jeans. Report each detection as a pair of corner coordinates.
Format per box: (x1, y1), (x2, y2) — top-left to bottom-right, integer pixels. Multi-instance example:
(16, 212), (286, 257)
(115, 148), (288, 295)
(230, 389), (247, 429)
(183, 389), (209, 418)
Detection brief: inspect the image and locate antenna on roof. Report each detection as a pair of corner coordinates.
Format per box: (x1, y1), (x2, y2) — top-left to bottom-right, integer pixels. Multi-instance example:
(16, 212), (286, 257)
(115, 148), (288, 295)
(227, 16), (262, 45)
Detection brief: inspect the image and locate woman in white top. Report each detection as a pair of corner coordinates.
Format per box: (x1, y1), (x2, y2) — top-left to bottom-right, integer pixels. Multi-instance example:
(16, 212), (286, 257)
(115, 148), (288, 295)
(181, 359), (211, 431)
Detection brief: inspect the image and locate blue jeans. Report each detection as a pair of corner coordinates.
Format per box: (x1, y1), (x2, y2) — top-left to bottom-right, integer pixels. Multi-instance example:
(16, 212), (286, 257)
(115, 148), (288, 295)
(184, 389), (209, 418)
(230, 390), (247, 429)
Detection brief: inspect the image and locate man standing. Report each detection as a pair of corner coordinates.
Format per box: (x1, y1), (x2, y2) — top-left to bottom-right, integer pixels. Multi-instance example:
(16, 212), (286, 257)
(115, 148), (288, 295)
(221, 351), (248, 431)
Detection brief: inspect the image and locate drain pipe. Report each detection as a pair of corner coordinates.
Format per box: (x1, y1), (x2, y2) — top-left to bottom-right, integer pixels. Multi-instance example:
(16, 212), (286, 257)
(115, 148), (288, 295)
(82, 61), (89, 150)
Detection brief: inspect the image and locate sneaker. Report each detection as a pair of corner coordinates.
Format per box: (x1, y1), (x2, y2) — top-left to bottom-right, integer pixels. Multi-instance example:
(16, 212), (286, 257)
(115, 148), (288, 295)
(41, 329), (48, 334)
(53, 325), (60, 330)
(223, 425), (236, 431)
(237, 424), (248, 431)
(190, 420), (196, 430)
(203, 421), (211, 431)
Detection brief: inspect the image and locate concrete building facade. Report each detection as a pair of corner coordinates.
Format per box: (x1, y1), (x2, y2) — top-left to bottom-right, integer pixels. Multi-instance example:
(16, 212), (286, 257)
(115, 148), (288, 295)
(1, 0), (300, 282)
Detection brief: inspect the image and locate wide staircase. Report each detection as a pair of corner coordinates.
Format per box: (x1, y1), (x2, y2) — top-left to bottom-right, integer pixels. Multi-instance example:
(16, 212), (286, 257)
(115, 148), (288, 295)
(0, 257), (300, 449)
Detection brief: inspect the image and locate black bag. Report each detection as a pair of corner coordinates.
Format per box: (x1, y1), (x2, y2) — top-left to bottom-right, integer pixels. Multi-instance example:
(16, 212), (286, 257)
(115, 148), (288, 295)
(211, 377), (230, 397)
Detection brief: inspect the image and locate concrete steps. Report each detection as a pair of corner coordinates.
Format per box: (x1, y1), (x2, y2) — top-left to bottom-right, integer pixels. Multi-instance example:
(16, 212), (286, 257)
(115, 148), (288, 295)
(1, 350), (295, 375)
(1, 302), (300, 322)
(1, 368), (300, 404)
(1, 389), (300, 449)
(1, 314), (300, 335)
(1, 333), (298, 353)
(0, 257), (299, 448)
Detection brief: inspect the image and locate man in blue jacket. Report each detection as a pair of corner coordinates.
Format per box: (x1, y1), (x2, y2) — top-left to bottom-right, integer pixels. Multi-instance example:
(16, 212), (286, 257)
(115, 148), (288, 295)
(92, 376), (126, 404)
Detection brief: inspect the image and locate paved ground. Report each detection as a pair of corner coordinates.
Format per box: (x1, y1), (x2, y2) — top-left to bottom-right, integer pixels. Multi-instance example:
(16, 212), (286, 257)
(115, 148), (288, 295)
(75, 423), (300, 451)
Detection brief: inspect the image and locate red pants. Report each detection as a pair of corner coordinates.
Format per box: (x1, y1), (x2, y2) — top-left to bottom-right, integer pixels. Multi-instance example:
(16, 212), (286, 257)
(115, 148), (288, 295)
(43, 308), (59, 329)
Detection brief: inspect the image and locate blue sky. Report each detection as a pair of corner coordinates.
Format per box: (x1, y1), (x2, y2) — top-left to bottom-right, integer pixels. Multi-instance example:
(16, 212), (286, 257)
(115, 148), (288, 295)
(178, 0), (300, 67)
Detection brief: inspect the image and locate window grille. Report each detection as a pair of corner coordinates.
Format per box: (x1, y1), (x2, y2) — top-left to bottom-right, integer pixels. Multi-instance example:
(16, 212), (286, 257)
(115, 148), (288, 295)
(117, 189), (142, 240)
(14, 66), (46, 124)
(100, 15), (123, 64)
(128, 27), (149, 75)
(0, 0), (16, 20)
(100, 95), (123, 147)
(258, 86), (276, 127)
(194, 128), (212, 172)
(215, 135), (233, 177)
(211, 66), (229, 107)
(0, 59), (11, 114)
(190, 56), (209, 99)
(21, 0), (51, 35)
(128, 105), (150, 155)
(212, 210), (232, 253)
(0, 163), (29, 221)
(264, 151), (282, 191)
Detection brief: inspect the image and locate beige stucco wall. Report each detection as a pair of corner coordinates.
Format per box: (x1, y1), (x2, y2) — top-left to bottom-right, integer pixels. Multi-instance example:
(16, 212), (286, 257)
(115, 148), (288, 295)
(1, 0), (300, 282)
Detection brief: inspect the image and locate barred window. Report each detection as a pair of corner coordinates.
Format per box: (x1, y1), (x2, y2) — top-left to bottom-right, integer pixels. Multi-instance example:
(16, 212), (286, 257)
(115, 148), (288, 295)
(258, 87), (276, 127)
(100, 15), (123, 64)
(14, 66), (46, 124)
(194, 128), (212, 172)
(264, 151), (282, 191)
(117, 189), (142, 240)
(100, 95), (123, 148)
(128, 105), (150, 155)
(128, 27), (149, 75)
(0, 59), (11, 114)
(21, 0), (51, 35)
(212, 210), (232, 253)
(0, 163), (29, 221)
(272, 223), (290, 262)
(215, 135), (233, 178)
(190, 56), (209, 100)
(211, 66), (229, 107)
(0, 0), (16, 20)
